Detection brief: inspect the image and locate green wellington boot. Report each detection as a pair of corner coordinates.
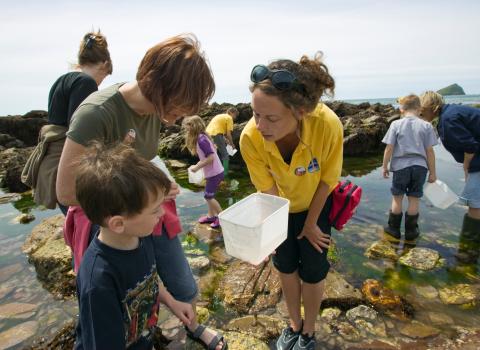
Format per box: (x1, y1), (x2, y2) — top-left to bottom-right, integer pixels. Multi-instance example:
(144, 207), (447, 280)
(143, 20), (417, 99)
(222, 159), (229, 176)
(384, 211), (402, 239)
(455, 214), (480, 264)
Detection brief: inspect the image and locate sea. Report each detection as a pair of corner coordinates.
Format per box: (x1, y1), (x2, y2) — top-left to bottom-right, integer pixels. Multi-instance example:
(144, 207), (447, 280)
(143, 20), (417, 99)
(341, 94), (480, 108)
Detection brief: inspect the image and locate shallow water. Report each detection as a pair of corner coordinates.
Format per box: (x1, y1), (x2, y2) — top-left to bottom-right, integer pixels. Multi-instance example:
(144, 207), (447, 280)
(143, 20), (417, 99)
(0, 144), (477, 348)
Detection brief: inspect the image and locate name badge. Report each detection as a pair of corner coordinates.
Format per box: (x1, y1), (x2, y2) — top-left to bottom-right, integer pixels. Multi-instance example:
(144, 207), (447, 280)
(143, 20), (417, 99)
(295, 166), (306, 176)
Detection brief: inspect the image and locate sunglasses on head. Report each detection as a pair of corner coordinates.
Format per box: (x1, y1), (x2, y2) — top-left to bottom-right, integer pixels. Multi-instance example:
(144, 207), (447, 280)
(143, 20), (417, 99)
(250, 64), (306, 95)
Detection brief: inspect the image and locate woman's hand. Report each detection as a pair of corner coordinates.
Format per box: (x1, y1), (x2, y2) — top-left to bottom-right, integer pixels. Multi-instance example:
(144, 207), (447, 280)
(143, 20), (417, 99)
(297, 222), (330, 253)
(165, 182), (180, 201)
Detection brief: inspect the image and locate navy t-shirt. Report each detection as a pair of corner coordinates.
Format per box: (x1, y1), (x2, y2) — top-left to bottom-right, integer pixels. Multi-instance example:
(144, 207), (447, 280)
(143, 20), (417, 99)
(75, 235), (162, 350)
(48, 71), (97, 127)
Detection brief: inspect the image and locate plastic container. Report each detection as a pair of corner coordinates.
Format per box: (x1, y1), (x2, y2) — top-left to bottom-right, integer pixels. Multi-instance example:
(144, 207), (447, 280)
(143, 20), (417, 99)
(424, 180), (458, 209)
(188, 167), (205, 185)
(226, 144), (237, 156)
(218, 193), (290, 265)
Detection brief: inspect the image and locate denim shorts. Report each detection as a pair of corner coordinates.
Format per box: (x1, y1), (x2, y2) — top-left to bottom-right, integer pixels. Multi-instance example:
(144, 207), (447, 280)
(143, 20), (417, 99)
(391, 165), (428, 198)
(272, 195), (332, 284)
(213, 134), (228, 161)
(152, 226), (198, 302)
(460, 171), (480, 209)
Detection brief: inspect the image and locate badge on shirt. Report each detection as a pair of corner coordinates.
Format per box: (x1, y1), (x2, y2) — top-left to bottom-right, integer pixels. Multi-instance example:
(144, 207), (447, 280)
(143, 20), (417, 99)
(294, 166), (306, 176)
(124, 129), (136, 146)
(308, 158), (320, 173)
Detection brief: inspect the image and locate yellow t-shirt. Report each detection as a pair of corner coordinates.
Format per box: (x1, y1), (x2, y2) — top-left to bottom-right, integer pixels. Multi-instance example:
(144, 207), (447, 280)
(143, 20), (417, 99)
(206, 114), (234, 136)
(240, 104), (343, 213)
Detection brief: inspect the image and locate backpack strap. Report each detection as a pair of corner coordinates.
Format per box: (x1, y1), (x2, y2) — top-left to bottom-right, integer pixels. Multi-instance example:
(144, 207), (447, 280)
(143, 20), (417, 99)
(332, 184), (358, 227)
(338, 180), (351, 193)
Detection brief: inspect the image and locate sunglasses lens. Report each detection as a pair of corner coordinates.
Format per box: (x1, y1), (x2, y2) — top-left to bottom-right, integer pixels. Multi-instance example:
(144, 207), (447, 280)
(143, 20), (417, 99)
(251, 65), (269, 83)
(271, 71), (295, 90)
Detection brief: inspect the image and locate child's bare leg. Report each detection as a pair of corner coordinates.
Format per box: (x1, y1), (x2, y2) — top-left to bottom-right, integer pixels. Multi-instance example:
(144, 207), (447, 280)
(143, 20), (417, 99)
(391, 195), (403, 214)
(206, 198), (222, 216)
(406, 196), (420, 215)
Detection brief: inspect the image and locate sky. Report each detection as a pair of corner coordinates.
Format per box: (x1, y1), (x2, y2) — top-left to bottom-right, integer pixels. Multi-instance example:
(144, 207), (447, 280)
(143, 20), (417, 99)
(1, 0), (479, 115)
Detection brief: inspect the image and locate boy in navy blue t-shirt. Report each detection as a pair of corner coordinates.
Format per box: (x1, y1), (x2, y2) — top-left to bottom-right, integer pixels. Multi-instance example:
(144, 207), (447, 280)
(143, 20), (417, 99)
(382, 94), (438, 240)
(74, 142), (193, 349)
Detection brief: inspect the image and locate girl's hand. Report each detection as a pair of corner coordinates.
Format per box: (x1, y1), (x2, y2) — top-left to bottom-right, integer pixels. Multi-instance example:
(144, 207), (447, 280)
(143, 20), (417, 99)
(189, 165), (198, 173)
(297, 222), (330, 253)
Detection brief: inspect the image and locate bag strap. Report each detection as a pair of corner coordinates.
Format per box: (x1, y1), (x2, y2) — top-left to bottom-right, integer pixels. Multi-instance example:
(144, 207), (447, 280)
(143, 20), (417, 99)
(332, 184), (358, 227)
(338, 180), (351, 193)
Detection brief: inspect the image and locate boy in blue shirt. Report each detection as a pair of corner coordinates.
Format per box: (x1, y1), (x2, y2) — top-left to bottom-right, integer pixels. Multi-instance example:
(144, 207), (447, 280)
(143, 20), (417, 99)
(74, 142), (194, 349)
(382, 94), (438, 240)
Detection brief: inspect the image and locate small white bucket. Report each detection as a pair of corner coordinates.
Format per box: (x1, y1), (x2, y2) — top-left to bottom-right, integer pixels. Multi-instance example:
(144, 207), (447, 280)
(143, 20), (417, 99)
(226, 144), (237, 156)
(188, 167), (205, 185)
(424, 180), (458, 209)
(218, 193), (289, 265)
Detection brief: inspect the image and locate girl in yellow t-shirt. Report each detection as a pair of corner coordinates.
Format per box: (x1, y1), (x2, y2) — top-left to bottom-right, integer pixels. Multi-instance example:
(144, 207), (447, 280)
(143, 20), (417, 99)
(240, 53), (343, 350)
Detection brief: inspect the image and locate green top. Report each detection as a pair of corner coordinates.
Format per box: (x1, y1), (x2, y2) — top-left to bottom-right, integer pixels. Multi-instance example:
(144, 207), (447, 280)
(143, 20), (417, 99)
(67, 83), (162, 160)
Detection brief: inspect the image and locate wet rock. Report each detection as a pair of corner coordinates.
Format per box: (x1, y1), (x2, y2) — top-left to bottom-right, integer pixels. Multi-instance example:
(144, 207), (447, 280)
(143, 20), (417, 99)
(346, 305), (386, 337)
(0, 110), (47, 146)
(0, 147), (33, 192)
(346, 305), (378, 322)
(361, 279), (414, 320)
(428, 311), (454, 325)
(413, 285), (439, 299)
(0, 320), (38, 349)
(438, 284), (480, 305)
(346, 339), (398, 349)
(15, 213), (35, 224)
(0, 262), (22, 283)
(164, 159), (188, 169)
(191, 223), (223, 245)
(398, 320), (440, 339)
(217, 261), (281, 314)
(322, 270), (363, 309)
(0, 192), (21, 204)
(335, 321), (363, 342)
(0, 302), (37, 319)
(225, 315), (287, 341)
(210, 246), (234, 265)
(398, 247), (440, 270)
(22, 215), (75, 298)
(0, 133), (25, 148)
(186, 256), (210, 273)
(365, 240), (398, 261)
(320, 307), (342, 323)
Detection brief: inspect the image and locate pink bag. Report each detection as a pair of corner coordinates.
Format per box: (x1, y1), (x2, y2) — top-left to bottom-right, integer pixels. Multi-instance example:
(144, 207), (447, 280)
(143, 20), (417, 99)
(329, 180), (362, 230)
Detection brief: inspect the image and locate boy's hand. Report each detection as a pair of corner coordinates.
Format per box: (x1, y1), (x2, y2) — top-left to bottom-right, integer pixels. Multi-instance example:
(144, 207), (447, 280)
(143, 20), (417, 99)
(169, 300), (194, 326)
(383, 167), (389, 178)
(428, 173), (437, 183)
(297, 222), (330, 253)
(165, 182), (180, 201)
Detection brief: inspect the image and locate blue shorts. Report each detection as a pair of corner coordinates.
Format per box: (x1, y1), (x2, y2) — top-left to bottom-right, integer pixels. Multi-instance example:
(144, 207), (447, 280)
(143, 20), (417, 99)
(391, 165), (428, 198)
(460, 171), (480, 209)
(272, 195), (332, 284)
(152, 226), (198, 302)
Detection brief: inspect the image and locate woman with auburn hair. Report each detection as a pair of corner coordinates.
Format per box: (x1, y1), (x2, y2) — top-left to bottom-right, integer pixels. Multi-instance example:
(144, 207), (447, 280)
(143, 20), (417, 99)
(22, 30), (112, 211)
(57, 34), (227, 350)
(240, 53), (343, 350)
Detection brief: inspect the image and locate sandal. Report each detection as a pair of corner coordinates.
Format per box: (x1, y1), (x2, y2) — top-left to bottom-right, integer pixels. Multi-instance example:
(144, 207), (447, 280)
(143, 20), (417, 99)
(185, 324), (228, 350)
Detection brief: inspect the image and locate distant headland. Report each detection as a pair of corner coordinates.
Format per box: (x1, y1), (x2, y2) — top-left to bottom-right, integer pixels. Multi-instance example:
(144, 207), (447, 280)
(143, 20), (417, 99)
(437, 83), (466, 96)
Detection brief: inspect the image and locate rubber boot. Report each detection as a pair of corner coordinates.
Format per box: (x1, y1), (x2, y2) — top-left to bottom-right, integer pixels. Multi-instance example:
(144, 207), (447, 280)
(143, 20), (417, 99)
(405, 213), (420, 240)
(455, 214), (480, 264)
(384, 211), (402, 239)
(222, 158), (229, 176)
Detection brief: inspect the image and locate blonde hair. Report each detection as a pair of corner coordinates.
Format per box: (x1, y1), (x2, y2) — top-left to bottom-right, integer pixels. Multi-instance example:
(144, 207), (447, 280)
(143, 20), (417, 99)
(77, 30), (112, 74)
(420, 91), (444, 114)
(397, 94), (421, 112)
(182, 115), (211, 155)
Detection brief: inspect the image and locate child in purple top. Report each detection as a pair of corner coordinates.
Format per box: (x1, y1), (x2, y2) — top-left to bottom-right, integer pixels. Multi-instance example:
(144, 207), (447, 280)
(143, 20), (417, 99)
(183, 115), (224, 228)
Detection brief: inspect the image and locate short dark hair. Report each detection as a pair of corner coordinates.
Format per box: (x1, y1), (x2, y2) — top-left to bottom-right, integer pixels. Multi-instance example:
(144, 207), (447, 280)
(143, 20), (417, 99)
(75, 142), (171, 225)
(136, 33), (215, 118)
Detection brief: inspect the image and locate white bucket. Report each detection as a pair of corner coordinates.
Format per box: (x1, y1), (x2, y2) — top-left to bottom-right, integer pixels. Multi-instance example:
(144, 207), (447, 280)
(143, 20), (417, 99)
(188, 167), (205, 185)
(218, 193), (289, 265)
(424, 180), (458, 209)
(226, 144), (237, 156)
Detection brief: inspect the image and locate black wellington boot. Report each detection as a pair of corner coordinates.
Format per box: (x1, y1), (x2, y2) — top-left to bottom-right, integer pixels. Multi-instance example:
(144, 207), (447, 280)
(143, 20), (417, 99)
(455, 214), (480, 264)
(384, 211), (402, 239)
(405, 213), (420, 241)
